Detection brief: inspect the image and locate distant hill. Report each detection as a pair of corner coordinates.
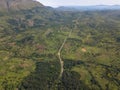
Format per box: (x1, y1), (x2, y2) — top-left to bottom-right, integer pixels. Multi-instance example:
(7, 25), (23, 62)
(56, 5), (120, 11)
(0, 0), (43, 11)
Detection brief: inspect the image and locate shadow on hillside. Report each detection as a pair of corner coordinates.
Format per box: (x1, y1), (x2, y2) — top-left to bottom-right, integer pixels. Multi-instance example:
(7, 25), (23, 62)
(18, 59), (90, 90)
(18, 59), (120, 90)
(18, 61), (60, 90)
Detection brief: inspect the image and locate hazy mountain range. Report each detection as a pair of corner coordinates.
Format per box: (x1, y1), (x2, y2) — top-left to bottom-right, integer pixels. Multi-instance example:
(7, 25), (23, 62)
(56, 5), (120, 11)
(1, 0), (120, 12)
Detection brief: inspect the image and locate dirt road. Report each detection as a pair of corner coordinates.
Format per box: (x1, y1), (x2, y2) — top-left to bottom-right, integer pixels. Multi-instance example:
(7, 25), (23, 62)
(57, 29), (72, 78)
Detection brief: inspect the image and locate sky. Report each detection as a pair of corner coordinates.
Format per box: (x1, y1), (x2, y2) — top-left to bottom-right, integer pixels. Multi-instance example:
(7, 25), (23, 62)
(37, 0), (120, 7)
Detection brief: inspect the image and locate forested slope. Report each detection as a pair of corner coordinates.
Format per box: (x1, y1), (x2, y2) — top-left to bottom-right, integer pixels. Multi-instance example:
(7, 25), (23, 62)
(0, 6), (120, 90)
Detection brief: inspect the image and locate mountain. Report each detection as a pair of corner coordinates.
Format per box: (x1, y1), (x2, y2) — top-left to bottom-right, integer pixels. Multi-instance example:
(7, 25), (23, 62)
(0, 0), (43, 11)
(56, 5), (120, 11)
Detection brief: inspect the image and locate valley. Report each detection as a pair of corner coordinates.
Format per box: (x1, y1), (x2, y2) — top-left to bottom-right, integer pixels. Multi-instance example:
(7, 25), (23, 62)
(0, 1), (120, 90)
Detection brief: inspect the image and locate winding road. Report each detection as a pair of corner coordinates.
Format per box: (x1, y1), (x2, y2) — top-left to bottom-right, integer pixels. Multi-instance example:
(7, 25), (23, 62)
(57, 29), (72, 78)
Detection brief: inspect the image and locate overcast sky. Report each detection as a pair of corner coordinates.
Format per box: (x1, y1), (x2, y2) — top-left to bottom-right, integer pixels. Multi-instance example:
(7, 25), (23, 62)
(37, 0), (120, 7)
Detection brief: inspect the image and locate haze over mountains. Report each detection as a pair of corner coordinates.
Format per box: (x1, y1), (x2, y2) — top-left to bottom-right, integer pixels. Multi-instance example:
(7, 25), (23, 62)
(56, 5), (120, 11)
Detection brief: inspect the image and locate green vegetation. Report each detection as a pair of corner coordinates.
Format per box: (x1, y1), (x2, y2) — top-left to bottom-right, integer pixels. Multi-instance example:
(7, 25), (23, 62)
(0, 7), (120, 90)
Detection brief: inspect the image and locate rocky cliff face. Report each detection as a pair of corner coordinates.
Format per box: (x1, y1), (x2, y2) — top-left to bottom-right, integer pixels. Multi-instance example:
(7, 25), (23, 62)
(0, 0), (43, 11)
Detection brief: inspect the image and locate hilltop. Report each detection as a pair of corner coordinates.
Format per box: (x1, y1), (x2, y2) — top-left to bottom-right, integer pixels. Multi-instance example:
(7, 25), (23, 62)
(0, 0), (43, 11)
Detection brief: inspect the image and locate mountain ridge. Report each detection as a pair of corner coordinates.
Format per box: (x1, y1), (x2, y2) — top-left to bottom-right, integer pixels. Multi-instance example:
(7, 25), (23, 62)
(56, 5), (120, 11)
(0, 0), (44, 11)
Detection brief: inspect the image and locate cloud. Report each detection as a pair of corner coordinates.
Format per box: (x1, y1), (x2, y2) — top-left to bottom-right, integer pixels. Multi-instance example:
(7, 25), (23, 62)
(37, 0), (120, 7)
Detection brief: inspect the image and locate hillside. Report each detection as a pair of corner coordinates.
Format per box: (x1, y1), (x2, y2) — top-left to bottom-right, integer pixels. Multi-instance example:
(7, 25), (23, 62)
(0, 0), (43, 11)
(0, 1), (120, 90)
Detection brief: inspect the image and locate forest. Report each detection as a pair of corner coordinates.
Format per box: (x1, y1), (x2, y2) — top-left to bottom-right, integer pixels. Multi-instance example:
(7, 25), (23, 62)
(0, 6), (120, 90)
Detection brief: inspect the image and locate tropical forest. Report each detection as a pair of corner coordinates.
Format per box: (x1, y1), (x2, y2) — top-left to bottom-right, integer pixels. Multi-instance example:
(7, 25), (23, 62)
(0, 0), (120, 90)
